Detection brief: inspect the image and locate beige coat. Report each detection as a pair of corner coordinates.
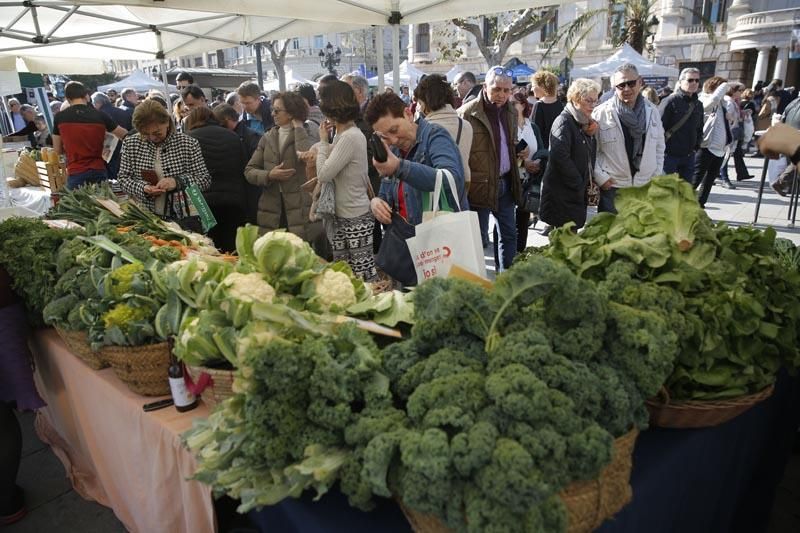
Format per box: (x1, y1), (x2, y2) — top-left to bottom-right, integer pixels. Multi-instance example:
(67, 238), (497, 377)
(244, 125), (323, 244)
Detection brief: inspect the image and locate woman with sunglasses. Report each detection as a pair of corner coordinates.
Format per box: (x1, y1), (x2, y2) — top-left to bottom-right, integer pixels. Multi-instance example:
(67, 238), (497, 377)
(244, 91), (326, 255)
(539, 78), (600, 231)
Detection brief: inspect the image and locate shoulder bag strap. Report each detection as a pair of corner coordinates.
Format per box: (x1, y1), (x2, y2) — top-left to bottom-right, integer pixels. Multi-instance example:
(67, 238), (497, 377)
(665, 101), (697, 141)
(455, 117), (464, 145)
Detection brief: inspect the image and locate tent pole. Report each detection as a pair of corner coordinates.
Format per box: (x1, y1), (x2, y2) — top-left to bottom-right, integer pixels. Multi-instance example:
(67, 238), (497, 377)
(155, 30), (171, 102)
(391, 24), (400, 93)
(255, 43), (264, 92)
(376, 26), (384, 93)
(390, 2), (400, 93)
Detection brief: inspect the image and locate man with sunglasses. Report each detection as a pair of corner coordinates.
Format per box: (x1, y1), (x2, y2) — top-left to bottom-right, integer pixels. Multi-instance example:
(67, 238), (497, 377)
(459, 66), (521, 270)
(659, 68), (704, 184)
(592, 63), (664, 213)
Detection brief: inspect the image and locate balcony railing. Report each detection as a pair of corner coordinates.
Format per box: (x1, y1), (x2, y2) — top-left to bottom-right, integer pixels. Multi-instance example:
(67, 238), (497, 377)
(732, 7), (800, 32)
(678, 22), (726, 36)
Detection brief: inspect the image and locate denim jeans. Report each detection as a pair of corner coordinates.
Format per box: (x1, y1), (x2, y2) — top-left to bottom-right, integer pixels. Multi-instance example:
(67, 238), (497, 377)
(67, 168), (108, 190)
(598, 187), (618, 214)
(664, 153), (696, 184)
(477, 177), (517, 271)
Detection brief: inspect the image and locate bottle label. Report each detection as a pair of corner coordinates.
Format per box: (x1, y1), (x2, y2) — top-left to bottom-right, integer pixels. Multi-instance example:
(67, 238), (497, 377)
(169, 376), (195, 407)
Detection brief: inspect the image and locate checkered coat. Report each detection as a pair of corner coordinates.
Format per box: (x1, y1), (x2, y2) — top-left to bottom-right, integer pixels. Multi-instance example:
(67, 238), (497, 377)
(118, 129), (211, 218)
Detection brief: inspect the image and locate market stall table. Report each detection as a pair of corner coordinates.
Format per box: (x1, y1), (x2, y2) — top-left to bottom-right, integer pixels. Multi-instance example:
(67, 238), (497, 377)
(248, 371), (800, 533)
(30, 329), (215, 533)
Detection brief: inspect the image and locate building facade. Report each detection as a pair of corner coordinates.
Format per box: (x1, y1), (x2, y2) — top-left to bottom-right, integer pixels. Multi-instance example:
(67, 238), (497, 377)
(657, 0), (799, 87)
(408, 1), (799, 88)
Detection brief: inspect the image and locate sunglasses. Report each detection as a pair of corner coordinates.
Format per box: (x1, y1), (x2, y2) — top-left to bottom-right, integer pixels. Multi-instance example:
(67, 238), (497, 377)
(686, 78), (700, 83)
(491, 67), (514, 78)
(615, 79), (638, 90)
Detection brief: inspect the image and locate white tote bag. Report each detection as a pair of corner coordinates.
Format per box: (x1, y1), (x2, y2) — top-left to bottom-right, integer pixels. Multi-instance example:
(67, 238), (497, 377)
(405, 169), (486, 283)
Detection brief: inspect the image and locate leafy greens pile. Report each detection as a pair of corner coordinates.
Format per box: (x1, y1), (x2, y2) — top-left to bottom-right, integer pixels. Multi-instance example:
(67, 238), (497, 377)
(544, 174), (800, 400)
(184, 254), (676, 532)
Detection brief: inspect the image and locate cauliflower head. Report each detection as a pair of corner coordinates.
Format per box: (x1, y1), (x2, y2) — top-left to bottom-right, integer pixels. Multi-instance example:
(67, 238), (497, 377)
(221, 272), (276, 303)
(313, 270), (357, 310)
(253, 231), (308, 268)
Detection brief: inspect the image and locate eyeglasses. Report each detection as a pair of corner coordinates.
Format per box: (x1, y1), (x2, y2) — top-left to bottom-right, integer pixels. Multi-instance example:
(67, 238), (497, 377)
(582, 97), (598, 105)
(491, 67), (514, 78)
(615, 79), (638, 90)
(686, 78), (700, 83)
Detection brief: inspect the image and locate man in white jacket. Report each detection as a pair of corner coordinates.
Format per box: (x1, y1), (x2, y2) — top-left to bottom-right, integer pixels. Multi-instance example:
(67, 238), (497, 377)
(592, 64), (665, 213)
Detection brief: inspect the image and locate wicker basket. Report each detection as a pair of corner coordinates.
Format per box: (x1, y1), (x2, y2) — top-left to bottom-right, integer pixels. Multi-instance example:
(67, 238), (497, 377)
(398, 429), (639, 533)
(646, 386), (774, 429)
(186, 364), (235, 408)
(101, 342), (171, 396)
(55, 327), (108, 370)
(559, 429), (638, 532)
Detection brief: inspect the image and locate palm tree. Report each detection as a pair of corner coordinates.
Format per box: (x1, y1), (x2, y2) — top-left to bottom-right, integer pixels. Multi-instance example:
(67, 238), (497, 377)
(542, 0), (714, 62)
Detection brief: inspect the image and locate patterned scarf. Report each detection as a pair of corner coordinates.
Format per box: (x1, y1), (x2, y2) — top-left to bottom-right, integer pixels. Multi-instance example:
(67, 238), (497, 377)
(613, 94), (647, 173)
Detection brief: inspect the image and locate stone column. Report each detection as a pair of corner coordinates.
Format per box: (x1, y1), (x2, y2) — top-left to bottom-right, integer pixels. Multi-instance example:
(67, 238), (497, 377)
(727, 0), (751, 31)
(773, 48), (788, 82)
(752, 47), (769, 88)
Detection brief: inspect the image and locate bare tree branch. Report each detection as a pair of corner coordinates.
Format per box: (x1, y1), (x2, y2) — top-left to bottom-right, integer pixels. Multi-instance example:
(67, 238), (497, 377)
(451, 7), (558, 66)
(264, 39), (289, 91)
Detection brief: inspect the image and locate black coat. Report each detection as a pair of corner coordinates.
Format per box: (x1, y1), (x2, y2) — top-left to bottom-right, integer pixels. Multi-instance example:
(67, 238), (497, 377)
(100, 103), (132, 131)
(539, 109), (596, 229)
(660, 89), (704, 157)
(187, 121), (251, 252)
(234, 120), (261, 161)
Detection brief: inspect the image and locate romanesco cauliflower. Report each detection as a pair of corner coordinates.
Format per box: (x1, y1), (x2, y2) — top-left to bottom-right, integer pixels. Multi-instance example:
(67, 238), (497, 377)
(102, 303), (152, 334)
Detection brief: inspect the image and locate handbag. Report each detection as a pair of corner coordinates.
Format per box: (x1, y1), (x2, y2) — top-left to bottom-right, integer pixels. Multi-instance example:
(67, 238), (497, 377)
(167, 190), (203, 234)
(406, 169), (486, 282)
(375, 211), (417, 286)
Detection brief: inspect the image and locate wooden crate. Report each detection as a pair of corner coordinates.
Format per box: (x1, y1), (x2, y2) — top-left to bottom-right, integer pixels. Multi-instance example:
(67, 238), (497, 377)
(35, 160), (67, 192)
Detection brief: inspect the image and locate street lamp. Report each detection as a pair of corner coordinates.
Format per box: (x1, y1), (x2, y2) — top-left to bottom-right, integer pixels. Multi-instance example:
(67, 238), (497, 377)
(318, 42), (341, 75)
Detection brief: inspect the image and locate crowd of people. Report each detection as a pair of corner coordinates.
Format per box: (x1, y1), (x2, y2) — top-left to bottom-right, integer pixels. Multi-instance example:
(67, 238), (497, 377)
(3, 65), (798, 282)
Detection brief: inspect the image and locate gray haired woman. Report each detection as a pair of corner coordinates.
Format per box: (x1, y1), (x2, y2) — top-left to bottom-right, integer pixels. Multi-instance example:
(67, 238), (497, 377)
(539, 78), (600, 230)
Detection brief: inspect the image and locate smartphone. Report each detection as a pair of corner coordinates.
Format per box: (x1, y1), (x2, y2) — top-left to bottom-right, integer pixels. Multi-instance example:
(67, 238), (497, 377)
(515, 139), (528, 154)
(142, 169), (159, 186)
(370, 132), (388, 163)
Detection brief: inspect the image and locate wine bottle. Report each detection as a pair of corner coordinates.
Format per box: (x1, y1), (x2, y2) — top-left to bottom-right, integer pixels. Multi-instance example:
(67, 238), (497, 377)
(168, 348), (197, 412)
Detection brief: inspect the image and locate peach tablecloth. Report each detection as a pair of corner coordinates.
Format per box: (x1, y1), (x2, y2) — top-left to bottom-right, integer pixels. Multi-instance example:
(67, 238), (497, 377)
(31, 329), (216, 533)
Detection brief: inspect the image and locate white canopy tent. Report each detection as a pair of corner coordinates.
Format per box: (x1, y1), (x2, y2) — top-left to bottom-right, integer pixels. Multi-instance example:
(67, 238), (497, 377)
(445, 65), (463, 82)
(0, 1), (553, 93)
(98, 70), (177, 93)
(75, 0), (552, 90)
(263, 69), (315, 92)
(367, 60), (427, 89)
(571, 43), (679, 79)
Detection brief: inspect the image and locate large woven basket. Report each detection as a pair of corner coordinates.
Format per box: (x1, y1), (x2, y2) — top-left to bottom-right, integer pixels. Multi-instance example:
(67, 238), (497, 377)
(186, 364), (235, 408)
(101, 342), (171, 396)
(646, 386), (774, 428)
(398, 429), (639, 533)
(55, 327), (108, 370)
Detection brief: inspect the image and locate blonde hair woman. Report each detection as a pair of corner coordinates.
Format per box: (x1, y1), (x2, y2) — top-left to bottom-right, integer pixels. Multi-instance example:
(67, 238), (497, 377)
(530, 70), (564, 149)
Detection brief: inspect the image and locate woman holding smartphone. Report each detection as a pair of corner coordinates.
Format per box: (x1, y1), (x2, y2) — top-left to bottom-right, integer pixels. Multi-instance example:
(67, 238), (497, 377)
(118, 100), (211, 219)
(315, 80), (376, 280)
